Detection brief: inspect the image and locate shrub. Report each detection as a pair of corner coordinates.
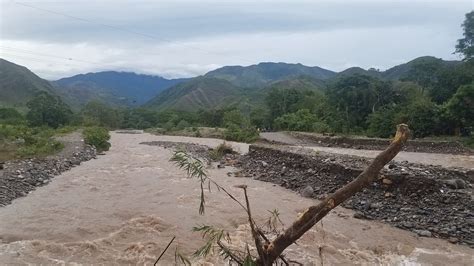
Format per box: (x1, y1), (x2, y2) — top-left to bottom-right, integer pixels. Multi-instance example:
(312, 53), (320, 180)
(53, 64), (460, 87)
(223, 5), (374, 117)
(17, 137), (63, 157)
(176, 120), (191, 130)
(83, 127), (111, 152)
(224, 123), (259, 143)
(0, 108), (25, 125)
(209, 142), (234, 160)
(366, 106), (400, 138)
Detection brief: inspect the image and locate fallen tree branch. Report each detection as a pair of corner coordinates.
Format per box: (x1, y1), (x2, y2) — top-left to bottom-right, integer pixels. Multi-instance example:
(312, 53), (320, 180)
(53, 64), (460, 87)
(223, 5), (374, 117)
(259, 124), (410, 264)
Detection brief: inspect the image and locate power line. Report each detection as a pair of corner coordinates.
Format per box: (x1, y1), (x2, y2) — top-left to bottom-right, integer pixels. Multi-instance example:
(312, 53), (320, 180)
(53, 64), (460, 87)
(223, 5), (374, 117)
(13, 1), (254, 65)
(0, 51), (100, 67)
(0, 46), (104, 65)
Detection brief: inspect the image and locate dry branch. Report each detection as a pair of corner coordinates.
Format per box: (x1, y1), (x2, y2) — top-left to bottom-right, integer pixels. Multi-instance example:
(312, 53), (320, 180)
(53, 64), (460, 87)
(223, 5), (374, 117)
(259, 124), (410, 265)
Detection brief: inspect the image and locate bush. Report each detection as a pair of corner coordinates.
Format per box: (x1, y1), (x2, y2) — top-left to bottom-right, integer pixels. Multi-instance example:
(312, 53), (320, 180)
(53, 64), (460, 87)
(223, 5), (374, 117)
(0, 108), (25, 125)
(17, 137), (63, 157)
(224, 123), (259, 143)
(396, 99), (441, 138)
(0, 125), (64, 158)
(274, 109), (329, 133)
(83, 127), (111, 152)
(366, 106), (400, 138)
(176, 120), (191, 130)
(209, 142), (234, 160)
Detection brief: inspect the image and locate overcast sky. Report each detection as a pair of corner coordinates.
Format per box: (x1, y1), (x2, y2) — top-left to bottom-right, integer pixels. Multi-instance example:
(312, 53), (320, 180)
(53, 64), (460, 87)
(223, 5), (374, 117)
(0, 0), (472, 80)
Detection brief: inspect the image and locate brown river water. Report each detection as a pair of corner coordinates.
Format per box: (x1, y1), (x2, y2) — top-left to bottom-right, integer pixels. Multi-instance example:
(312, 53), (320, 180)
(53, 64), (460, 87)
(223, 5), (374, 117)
(0, 132), (472, 265)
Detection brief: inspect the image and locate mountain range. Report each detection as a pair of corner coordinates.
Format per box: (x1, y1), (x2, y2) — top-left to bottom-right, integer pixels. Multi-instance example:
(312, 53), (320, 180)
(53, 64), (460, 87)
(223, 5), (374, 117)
(0, 56), (459, 111)
(53, 71), (188, 109)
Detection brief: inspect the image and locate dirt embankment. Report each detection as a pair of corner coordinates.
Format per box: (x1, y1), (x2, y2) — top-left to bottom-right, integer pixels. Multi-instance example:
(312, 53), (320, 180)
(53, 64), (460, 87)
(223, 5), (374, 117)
(288, 132), (474, 155)
(0, 132), (96, 207)
(235, 145), (473, 247)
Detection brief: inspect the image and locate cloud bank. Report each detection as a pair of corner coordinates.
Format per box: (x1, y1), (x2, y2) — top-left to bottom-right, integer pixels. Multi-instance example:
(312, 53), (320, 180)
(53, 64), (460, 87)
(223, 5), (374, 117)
(0, 0), (471, 79)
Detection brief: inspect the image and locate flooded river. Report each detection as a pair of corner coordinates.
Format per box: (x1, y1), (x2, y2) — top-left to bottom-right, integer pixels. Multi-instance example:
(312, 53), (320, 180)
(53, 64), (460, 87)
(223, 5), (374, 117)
(0, 132), (472, 264)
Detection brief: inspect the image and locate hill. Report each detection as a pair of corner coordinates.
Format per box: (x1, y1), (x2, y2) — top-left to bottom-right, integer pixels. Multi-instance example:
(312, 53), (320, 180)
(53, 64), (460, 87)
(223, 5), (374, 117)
(145, 77), (256, 111)
(145, 56), (461, 112)
(381, 56), (460, 80)
(53, 71), (188, 109)
(0, 58), (56, 108)
(205, 62), (336, 88)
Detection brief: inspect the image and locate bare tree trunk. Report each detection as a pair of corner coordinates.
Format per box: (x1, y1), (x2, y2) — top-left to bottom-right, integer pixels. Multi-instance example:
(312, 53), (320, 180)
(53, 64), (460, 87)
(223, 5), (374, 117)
(258, 124), (410, 265)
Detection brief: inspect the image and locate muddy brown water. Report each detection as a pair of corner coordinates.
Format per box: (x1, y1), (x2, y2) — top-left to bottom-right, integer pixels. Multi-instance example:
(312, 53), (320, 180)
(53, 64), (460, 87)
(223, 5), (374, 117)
(261, 132), (474, 169)
(0, 132), (472, 265)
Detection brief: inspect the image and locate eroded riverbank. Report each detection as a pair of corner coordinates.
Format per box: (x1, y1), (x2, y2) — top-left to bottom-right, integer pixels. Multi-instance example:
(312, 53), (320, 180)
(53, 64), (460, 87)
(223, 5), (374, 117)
(0, 132), (472, 265)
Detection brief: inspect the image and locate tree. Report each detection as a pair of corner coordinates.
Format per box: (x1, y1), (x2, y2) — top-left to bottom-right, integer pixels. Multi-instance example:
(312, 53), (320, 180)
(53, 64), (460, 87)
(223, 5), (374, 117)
(455, 11), (474, 61)
(265, 88), (306, 122)
(430, 63), (474, 104)
(327, 74), (393, 131)
(366, 105), (400, 138)
(81, 101), (122, 128)
(402, 58), (443, 94)
(396, 99), (440, 138)
(222, 110), (259, 142)
(274, 109), (329, 132)
(0, 108), (25, 125)
(446, 83), (474, 134)
(26, 92), (72, 128)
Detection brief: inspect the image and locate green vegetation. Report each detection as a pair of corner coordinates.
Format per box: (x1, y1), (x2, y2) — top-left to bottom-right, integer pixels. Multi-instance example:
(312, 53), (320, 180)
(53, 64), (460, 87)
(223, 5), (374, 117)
(26, 92), (73, 128)
(209, 142), (234, 161)
(0, 124), (64, 159)
(456, 11), (474, 61)
(83, 127), (111, 152)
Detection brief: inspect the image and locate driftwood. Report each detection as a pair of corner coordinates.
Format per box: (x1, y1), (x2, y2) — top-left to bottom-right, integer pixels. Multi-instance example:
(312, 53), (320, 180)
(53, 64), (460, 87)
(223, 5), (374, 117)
(256, 124), (411, 265)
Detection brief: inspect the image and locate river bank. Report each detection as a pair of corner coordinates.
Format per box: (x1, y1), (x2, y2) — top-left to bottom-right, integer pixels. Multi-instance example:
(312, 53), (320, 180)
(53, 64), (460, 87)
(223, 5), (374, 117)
(0, 133), (472, 264)
(0, 132), (96, 207)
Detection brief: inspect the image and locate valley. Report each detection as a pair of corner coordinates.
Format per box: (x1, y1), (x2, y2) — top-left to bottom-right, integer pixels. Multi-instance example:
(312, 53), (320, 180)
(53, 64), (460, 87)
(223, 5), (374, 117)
(1, 6), (473, 264)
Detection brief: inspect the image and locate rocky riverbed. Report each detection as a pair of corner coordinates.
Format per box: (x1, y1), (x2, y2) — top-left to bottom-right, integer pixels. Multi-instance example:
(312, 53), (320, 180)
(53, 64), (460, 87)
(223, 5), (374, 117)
(287, 132), (474, 155)
(237, 145), (474, 247)
(144, 141), (474, 247)
(0, 132), (96, 207)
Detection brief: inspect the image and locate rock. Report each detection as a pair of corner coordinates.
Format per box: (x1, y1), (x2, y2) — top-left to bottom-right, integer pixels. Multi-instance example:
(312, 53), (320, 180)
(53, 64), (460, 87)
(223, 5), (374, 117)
(448, 237), (459, 244)
(443, 179), (468, 189)
(382, 178), (393, 185)
(414, 230), (432, 237)
(388, 164), (397, 169)
(261, 161), (268, 167)
(353, 212), (365, 219)
(217, 164), (225, 169)
(300, 186), (314, 198)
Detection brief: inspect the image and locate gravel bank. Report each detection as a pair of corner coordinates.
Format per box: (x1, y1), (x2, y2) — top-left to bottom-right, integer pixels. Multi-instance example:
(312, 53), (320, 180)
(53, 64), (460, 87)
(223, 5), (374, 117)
(0, 132), (96, 207)
(237, 145), (474, 247)
(288, 132), (474, 155)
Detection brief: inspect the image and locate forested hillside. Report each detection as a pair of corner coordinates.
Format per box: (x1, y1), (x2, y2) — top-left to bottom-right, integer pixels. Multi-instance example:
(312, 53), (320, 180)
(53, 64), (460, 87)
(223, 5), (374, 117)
(0, 59), (56, 109)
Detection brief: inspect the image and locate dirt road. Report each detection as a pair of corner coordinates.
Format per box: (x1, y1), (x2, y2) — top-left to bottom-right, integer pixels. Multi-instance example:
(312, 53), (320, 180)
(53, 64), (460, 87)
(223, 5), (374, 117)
(0, 132), (472, 264)
(261, 132), (474, 169)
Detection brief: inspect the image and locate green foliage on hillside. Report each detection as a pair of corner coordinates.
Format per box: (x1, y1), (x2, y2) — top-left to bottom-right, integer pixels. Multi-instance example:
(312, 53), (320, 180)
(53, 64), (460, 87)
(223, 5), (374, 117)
(0, 59), (56, 108)
(80, 101), (123, 128)
(26, 92), (73, 129)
